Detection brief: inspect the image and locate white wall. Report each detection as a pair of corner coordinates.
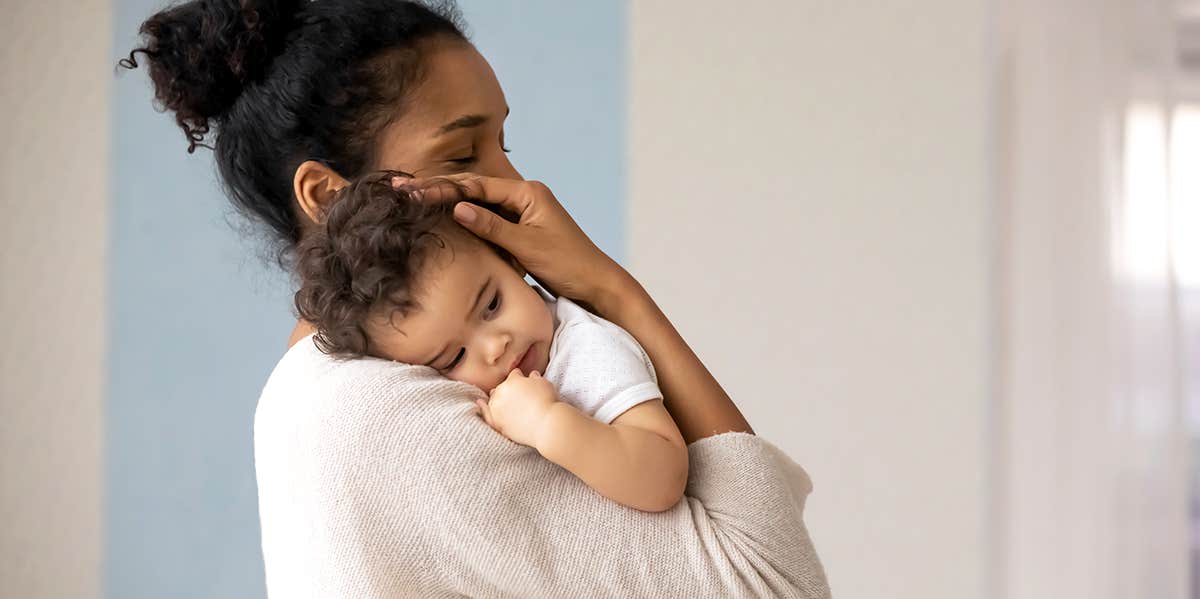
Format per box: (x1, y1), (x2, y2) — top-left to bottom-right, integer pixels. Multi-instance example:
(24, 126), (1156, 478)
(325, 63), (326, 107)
(993, 1), (1191, 597)
(0, 2), (108, 598)
(629, 2), (990, 597)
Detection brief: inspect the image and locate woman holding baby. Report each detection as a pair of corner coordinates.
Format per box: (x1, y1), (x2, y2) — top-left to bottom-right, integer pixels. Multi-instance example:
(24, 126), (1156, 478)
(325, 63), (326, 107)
(123, 0), (830, 596)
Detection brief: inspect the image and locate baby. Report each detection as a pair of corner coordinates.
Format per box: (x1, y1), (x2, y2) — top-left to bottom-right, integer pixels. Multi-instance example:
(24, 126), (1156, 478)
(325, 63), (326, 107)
(293, 172), (688, 512)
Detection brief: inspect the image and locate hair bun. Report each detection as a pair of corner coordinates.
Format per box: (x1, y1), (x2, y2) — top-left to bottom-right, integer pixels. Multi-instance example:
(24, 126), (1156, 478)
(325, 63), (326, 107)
(120, 0), (306, 151)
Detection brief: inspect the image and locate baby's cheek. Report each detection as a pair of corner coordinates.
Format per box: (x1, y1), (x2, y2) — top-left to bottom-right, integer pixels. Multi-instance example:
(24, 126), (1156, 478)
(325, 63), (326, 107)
(458, 368), (504, 394)
(445, 369), (482, 390)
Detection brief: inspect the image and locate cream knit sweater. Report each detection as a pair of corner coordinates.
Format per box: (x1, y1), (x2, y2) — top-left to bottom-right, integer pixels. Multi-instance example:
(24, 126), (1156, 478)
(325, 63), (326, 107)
(254, 334), (832, 598)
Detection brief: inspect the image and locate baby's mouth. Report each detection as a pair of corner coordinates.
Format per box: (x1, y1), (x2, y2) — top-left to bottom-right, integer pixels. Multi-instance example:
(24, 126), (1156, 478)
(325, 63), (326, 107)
(513, 344), (536, 375)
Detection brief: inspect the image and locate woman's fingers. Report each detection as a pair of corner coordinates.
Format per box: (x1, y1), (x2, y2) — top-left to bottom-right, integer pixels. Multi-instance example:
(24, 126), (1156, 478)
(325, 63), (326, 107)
(452, 202), (516, 250)
(450, 175), (541, 219)
(395, 172), (543, 220)
(390, 171), (623, 311)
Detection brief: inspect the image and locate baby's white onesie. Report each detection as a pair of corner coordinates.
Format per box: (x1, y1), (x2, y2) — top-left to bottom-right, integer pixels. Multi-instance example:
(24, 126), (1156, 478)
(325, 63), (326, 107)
(533, 285), (662, 424)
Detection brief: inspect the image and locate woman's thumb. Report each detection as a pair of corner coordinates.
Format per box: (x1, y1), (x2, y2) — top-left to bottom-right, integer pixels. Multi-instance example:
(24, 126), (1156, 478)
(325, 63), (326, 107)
(454, 202), (510, 245)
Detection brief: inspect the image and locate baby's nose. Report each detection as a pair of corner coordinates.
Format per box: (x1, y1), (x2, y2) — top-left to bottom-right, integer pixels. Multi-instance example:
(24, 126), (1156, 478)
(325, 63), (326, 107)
(485, 334), (511, 365)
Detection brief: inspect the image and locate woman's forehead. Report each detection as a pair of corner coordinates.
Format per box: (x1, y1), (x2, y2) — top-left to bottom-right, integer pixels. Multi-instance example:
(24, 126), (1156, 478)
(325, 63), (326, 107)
(379, 42), (507, 143)
(417, 43), (506, 120)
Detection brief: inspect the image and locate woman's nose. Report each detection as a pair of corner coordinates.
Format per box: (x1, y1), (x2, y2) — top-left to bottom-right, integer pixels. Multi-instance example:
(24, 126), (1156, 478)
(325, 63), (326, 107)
(484, 150), (522, 181)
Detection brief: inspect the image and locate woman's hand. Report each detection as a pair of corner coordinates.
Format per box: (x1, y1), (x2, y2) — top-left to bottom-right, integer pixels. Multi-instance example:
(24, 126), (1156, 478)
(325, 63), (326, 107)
(392, 173), (631, 312)
(394, 172), (754, 443)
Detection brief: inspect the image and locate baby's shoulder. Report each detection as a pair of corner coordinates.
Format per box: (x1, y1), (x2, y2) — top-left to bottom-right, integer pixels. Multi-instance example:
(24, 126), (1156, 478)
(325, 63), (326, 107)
(551, 298), (643, 356)
(554, 297), (621, 338)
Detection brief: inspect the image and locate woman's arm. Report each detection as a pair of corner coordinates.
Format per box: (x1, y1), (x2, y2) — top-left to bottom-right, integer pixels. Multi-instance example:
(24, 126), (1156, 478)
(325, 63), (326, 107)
(589, 270), (754, 443)
(409, 174), (754, 444)
(416, 377), (829, 597)
(427, 424), (827, 598)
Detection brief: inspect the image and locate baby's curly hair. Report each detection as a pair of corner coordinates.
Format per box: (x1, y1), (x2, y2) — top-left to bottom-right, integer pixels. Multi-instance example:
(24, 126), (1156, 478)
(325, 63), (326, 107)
(294, 171), (501, 358)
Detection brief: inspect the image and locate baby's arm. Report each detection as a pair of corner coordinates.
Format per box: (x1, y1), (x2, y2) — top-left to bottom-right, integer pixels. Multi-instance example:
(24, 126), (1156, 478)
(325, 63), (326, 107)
(482, 369), (688, 512)
(536, 397), (688, 513)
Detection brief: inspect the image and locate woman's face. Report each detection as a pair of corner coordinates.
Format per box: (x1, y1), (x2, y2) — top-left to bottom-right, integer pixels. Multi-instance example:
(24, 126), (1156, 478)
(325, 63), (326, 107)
(374, 39), (521, 180)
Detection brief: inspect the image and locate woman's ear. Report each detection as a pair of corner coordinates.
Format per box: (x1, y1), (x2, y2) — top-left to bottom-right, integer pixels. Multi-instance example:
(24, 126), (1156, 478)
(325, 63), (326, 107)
(293, 160), (350, 225)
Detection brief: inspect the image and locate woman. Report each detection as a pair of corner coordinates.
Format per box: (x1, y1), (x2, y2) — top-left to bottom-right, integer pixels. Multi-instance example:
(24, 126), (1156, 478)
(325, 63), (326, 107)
(122, 0), (830, 596)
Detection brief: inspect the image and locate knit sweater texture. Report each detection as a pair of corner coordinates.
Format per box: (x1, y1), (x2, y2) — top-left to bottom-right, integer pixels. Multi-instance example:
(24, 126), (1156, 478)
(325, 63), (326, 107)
(254, 334), (832, 598)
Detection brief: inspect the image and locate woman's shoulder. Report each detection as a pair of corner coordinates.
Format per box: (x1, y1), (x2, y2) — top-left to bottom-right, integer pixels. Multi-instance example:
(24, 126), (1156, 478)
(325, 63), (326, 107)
(263, 333), (469, 394)
(253, 335), (500, 596)
(254, 333), (485, 449)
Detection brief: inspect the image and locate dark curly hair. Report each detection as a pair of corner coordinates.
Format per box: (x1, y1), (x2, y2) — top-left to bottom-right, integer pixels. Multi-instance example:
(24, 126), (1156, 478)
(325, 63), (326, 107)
(294, 172), (508, 359)
(117, 0), (468, 262)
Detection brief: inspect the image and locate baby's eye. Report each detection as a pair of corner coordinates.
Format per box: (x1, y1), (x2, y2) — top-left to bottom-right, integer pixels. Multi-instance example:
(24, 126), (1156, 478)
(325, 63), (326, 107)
(443, 348), (465, 371)
(485, 291), (501, 316)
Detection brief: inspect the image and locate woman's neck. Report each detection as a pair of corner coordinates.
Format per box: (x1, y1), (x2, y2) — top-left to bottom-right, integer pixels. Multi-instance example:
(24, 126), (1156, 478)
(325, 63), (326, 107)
(288, 319), (316, 349)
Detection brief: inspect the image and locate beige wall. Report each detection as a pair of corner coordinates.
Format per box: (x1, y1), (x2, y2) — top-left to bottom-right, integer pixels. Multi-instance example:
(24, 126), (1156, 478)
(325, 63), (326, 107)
(0, 2), (108, 598)
(629, 2), (990, 598)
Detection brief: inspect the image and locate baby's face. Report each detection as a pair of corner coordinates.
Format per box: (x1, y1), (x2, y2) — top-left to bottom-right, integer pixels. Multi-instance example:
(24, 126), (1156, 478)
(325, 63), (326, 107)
(368, 234), (555, 392)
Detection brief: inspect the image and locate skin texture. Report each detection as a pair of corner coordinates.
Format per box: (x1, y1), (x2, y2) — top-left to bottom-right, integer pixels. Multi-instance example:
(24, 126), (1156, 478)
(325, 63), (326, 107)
(366, 231), (555, 393)
(287, 38), (751, 457)
(363, 228), (688, 511)
(393, 174), (756, 446)
(289, 37), (520, 239)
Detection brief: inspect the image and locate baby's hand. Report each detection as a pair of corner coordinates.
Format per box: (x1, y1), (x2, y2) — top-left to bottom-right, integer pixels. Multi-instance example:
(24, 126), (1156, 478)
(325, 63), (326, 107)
(475, 369), (558, 448)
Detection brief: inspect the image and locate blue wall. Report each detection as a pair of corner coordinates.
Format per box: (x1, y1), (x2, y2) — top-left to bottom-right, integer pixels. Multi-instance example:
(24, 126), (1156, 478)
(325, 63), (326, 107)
(458, 1), (627, 259)
(106, 1), (625, 597)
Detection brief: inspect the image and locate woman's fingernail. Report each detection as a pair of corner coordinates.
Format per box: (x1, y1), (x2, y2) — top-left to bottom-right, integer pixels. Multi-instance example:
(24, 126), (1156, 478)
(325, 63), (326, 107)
(410, 189), (424, 201)
(454, 202), (476, 224)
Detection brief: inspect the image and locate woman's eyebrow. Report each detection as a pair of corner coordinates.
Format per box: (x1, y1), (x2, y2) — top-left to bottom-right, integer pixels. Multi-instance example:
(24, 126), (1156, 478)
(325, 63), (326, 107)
(434, 107), (511, 137)
(435, 114), (487, 136)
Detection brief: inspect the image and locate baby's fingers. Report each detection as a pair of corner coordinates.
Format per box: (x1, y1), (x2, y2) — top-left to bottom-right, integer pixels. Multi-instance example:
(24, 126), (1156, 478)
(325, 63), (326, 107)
(475, 399), (496, 429)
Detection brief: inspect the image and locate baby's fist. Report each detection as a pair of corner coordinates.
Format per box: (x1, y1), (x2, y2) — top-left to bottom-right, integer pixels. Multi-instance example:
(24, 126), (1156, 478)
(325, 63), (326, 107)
(483, 369), (558, 448)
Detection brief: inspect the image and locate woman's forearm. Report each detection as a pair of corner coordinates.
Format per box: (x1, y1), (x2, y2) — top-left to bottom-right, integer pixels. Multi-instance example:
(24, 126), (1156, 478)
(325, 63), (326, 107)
(590, 270), (754, 444)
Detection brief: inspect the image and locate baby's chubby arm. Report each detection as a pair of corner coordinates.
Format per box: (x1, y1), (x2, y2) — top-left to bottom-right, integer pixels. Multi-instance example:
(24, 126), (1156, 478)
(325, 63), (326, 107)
(479, 370), (688, 513)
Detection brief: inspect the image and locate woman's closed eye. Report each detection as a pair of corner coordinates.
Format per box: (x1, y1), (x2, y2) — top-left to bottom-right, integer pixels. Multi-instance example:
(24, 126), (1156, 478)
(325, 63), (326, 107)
(446, 146), (512, 166)
(445, 132), (512, 167)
